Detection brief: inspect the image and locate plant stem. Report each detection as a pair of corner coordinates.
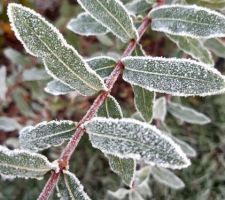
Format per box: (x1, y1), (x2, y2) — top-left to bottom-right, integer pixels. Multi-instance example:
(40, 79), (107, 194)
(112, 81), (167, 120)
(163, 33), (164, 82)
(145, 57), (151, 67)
(38, 16), (151, 200)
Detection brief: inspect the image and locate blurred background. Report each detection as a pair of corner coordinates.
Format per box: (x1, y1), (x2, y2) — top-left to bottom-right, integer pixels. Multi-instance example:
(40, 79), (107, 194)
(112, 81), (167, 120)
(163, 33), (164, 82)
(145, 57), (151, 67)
(0, 0), (225, 199)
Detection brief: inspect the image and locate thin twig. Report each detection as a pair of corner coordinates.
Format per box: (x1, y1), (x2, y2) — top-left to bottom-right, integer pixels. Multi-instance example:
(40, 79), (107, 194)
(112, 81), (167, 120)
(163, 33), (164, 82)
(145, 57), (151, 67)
(38, 15), (151, 200)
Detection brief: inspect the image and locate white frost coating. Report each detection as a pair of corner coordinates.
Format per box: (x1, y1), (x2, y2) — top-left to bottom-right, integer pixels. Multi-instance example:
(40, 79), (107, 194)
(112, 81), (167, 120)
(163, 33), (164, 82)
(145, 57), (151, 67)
(168, 102), (211, 125)
(85, 117), (191, 169)
(153, 97), (167, 121)
(77, 0), (138, 42)
(45, 80), (76, 96)
(149, 4), (225, 39)
(7, 3), (106, 96)
(152, 167), (185, 190)
(19, 120), (76, 152)
(57, 170), (91, 200)
(67, 12), (108, 36)
(0, 145), (56, 179)
(122, 56), (225, 97)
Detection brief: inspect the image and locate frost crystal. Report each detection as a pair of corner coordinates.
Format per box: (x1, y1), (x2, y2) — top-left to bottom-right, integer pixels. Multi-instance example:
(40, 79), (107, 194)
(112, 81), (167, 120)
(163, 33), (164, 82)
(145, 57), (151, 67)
(0, 146), (55, 179)
(85, 117), (191, 169)
(19, 120), (76, 152)
(150, 4), (225, 38)
(77, 0), (138, 42)
(7, 3), (105, 96)
(122, 56), (225, 96)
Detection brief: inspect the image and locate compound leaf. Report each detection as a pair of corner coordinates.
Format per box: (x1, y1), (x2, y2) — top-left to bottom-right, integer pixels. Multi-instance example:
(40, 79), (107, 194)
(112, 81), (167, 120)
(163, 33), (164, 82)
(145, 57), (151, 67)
(57, 170), (91, 200)
(77, 0), (138, 42)
(0, 146), (55, 179)
(166, 34), (213, 65)
(168, 102), (211, 124)
(152, 167), (185, 190)
(85, 117), (190, 169)
(122, 56), (225, 96)
(8, 3), (105, 96)
(149, 4), (225, 38)
(67, 12), (108, 36)
(19, 120), (76, 152)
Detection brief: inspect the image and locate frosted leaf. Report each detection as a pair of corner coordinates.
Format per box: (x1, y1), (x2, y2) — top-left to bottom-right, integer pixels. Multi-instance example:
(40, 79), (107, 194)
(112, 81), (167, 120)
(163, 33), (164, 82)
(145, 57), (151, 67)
(145, 0), (155, 3)
(166, 34), (214, 66)
(132, 44), (146, 57)
(97, 96), (135, 187)
(131, 112), (145, 122)
(151, 166), (185, 190)
(136, 178), (152, 199)
(122, 56), (225, 96)
(77, 0), (138, 42)
(153, 97), (167, 121)
(0, 66), (7, 101)
(204, 38), (225, 58)
(133, 86), (155, 123)
(22, 68), (50, 81)
(0, 146), (55, 179)
(106, 188), (129, 200)
(57, 170), (91, 200)
(129, 191), (144, 200)
(106, 154), (136, 187)
(19, 120), (76, 152)
(172, 136), (197, 158)
(87, 56), (116, 79)
(45, 80), (76, 96)
(98, 95), (123, 119)
(168, 102), (211, 125)
(7, 3), (105, 96)
(0, 117), (21, 132)
(149, 4), (225, 39)
(125, 0), (151, 15)
(3, 48), (29, 65)
(185, 0), (225, 10)
(85, 117), (191, 169)
(67, 12), (108, 36)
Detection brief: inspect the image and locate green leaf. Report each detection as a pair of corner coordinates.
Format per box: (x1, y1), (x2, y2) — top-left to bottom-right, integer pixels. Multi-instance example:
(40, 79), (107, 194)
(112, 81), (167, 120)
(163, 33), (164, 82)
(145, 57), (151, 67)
(85, 117), (191, 169)
(77, 0), (138, 42)
(152, 167), (185, 190)
(106, 189), (129, 200)
(153, 97), (167, 121)
(22, 68), (50, 81)
(133, 86), (155, 123)
(0, 117), (21, 132)
(0, 66), (7, 101)
(98, 95), (123, 118)
(204, 38), (225, 58)
(125, 0), (151, 15)
(168, 102), (211, 124)
(57, 170), (91, 200)
(97, 96), (135, 187)
(19, 120), (76, 152)
(106, 154), (136, 187)
(45, 80), (76, 96)
(129, 191), (144, 200)
(0, 146), (55, 179)
(87, 56), (116, 79)
(7, 3), (105, 96)
(122, 56), (225, 96)
(149, 5), (225, 38)
(166, 34), (213, 65)
(186, 0), (225, 9)
(67, 12), (108, 36)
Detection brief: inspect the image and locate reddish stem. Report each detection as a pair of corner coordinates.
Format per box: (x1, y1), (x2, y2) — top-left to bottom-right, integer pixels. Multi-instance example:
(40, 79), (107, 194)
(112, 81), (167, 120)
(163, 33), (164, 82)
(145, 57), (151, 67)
(38, 16), (151, 200)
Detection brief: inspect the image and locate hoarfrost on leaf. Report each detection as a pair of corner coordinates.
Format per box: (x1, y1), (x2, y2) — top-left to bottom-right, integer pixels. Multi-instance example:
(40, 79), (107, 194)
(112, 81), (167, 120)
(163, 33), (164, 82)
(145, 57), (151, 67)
(129, 191), (145, 200)
(85, 117), (191, 169)
(19, 120), (76, 152)
(149, 4), (225, 38)
(77, 0), (138, 42)
(151, 166), (185, 190)
(0, 117), (21, 132)
(153, 97), (167, 121)
(168, 102), (211, 125)
(122, 56), (225, 96)
(67, 12), (108, 36)
(0, 146), (55, 179)
(45, 80), (76, 96)
(57, 170), (91, 200)
(7, 3), (105, 96)
(125, 0), (151, 15)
